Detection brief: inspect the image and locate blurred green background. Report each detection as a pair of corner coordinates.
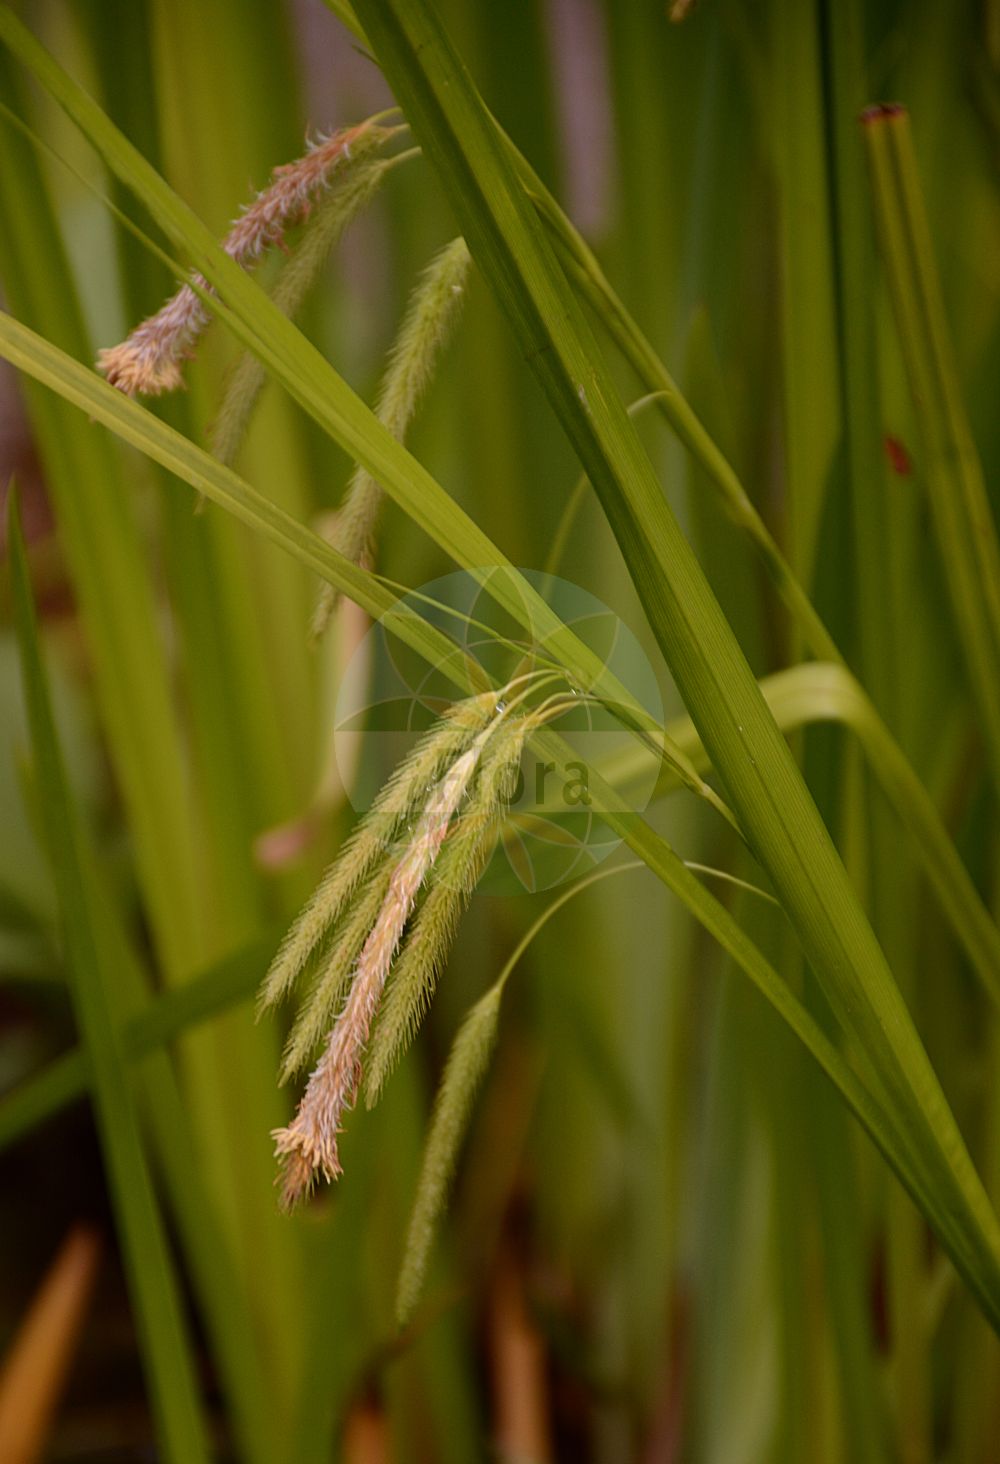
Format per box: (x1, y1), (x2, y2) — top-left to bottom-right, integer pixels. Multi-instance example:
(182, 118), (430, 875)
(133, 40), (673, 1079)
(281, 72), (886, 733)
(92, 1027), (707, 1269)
(1, 1), (999, 1459)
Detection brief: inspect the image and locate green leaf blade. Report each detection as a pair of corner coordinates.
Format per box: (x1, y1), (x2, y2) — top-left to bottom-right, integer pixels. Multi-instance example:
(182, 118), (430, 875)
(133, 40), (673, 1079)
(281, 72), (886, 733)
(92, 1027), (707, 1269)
(350, 0), (1000, 1328)
(7, 491), (211, 1464)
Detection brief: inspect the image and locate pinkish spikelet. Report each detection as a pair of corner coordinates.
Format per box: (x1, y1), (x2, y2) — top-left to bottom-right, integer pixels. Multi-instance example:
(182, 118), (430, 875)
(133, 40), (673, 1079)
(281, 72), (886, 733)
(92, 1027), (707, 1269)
(273, 735), (488, 1208)
(97, 284), (207, 396)
(275, 1149), (319, 1213)
(98, 121), (376, 398)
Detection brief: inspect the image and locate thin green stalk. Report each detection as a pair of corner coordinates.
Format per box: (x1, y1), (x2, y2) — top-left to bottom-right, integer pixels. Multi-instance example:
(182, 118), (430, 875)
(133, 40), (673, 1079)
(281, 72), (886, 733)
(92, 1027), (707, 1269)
(828, 18), (930, 1451)
(810, 1043), (888, 1462)
(513, 146), (843, 665)
(607, 662), (1000, 1006)
(761, 952), (813, 1464)
(768, 0), (841, 597)
(863, 104), (1000, 797)
(0, 57), (202, 980)
(8, 493), (210, 1464)
(814, 0), (899, 1375)
(824, 0), (896, 707)
(679, 667), (1000, 1001)
(396, 859), (644, 1325)
(0, 932), (278, 1152)
(94, 908), (279, 1464)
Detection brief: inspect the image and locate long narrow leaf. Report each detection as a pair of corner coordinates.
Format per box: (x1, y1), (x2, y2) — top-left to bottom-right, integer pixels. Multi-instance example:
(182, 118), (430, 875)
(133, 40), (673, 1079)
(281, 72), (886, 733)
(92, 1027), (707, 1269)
(863, 104), (1000, 795)
(604, 664), (1000, 1004)
(0, 57), (201, 979)
(4, 277), (1000, 1327)
(8, 492), (210, 1464)
(0, 932), (279, 1152)
(350, 0), (1000, 1328)
(2, 21), (999, 1317)
(0, 11), (667, 743)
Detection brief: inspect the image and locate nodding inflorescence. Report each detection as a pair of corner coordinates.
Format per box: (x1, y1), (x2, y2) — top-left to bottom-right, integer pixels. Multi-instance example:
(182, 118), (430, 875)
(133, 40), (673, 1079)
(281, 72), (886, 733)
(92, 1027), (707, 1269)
(260, 682), (551, 1211)
(96, 118), (392, 398)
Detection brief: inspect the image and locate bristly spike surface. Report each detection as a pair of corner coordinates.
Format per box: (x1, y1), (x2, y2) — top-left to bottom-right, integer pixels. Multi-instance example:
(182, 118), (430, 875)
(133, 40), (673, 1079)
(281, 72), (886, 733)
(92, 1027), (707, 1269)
(256, 690), (497, 1016)
(312, 236), (471, 637)
(271, 713), (501, 1208)
(363, 723), (526, 1103)
(97, 119), (391, 397)
(211, 154), (394, 469)
(278, 860), (395, 1084)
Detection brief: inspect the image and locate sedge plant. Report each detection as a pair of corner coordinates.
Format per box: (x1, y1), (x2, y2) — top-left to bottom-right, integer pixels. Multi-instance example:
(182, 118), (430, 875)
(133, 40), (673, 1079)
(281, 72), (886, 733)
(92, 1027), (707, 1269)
(1, 2), (999, 1460)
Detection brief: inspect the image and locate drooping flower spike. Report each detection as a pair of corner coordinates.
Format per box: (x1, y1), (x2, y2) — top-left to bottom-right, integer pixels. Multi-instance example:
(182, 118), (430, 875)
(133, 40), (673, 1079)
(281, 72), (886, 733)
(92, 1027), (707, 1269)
(97, 117), (396, 398)
(312, 236), (472, 636)
(262, 684), (546, 1210)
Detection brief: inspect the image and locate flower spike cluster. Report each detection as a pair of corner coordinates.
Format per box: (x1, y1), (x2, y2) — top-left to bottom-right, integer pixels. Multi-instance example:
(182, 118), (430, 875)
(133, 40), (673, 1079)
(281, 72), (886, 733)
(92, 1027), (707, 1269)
(261, 691), (526, 1210)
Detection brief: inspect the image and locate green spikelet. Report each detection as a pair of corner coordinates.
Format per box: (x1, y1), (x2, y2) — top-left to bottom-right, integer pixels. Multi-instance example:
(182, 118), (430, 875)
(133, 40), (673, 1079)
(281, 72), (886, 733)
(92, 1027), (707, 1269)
(394, 985), (501, 1327)
(363, 722), (524, 1102)
(312, 236), (471, 636)
(257, 691), (496, 1014)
